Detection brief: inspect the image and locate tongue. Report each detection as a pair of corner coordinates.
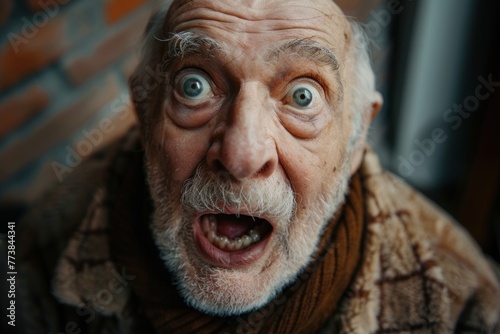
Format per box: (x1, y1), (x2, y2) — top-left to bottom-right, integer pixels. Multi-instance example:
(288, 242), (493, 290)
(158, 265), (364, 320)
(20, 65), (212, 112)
(216, 215), (256, 239)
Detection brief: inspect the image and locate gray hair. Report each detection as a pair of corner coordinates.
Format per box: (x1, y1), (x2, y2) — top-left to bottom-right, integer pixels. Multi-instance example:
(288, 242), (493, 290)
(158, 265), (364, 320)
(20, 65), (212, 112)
(346, 19), (376, 152)
(130, 3), (376, 150)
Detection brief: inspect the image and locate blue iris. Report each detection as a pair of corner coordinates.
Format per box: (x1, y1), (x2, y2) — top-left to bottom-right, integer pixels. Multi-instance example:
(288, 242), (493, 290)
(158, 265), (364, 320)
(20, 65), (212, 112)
(293, 87), (313, 107)
(183, 78), (204, 97)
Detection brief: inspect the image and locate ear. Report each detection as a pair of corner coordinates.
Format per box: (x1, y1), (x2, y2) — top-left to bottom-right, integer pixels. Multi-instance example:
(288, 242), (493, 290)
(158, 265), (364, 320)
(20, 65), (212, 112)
(368, 91), (383, 124)
(349, 91), (383, 175)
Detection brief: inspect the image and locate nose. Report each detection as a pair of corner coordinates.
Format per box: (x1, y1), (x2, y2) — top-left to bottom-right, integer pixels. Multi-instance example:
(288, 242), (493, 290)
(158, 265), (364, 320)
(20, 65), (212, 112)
(207, 84), (278, 180)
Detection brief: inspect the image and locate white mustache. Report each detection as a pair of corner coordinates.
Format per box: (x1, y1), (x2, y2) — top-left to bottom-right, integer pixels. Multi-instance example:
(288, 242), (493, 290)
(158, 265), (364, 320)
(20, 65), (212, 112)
(181, 165), (297, 222)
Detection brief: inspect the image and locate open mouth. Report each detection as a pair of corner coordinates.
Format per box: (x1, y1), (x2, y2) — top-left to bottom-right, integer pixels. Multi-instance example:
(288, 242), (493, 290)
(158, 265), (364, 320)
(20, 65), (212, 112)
(193, 213), (273, 267)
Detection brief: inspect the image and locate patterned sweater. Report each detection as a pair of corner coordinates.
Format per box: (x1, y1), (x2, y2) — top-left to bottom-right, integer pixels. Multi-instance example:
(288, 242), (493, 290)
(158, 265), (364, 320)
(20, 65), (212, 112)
(17, 129), (500, 333)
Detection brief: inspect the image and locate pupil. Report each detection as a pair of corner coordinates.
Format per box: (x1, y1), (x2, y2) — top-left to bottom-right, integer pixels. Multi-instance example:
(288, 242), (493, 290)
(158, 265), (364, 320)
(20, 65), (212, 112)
(293, 88), (312, 107)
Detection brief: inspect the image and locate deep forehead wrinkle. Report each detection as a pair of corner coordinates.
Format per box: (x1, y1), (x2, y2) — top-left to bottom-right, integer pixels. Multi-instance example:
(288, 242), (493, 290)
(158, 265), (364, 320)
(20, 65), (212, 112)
(164, 0), (350, 49)
(167, 0), (347, 31)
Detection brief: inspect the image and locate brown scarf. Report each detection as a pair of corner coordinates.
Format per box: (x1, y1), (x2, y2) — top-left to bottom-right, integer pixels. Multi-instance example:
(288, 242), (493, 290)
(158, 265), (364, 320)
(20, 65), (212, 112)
(108, 150), (365, 334)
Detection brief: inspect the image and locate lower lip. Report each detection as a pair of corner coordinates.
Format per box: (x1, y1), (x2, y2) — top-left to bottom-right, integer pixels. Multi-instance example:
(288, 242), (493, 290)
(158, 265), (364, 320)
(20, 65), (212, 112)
(193, 217), (272, 268)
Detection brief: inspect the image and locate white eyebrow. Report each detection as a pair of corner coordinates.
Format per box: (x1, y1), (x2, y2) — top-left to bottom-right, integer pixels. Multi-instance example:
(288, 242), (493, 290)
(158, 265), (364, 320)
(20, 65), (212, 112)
(269, 38), (340, 73)
(159, 31), (222, 62)
(160, 32), (339, 73)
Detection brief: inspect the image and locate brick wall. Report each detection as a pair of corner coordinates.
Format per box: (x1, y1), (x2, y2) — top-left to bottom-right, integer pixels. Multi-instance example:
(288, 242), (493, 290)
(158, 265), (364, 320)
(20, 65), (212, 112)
(0, 0), (153, 214)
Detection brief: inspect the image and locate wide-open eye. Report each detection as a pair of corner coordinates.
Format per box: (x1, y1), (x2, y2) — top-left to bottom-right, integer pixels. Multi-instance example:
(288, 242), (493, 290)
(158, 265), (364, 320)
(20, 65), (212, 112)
(178, 73), (213, 101)
(284, 83), (320, 109)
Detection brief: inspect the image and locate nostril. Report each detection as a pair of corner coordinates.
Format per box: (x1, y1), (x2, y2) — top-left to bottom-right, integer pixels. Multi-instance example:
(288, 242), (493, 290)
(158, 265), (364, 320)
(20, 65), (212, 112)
(212, 159), (228, 174)
(255, 161), (274, 178)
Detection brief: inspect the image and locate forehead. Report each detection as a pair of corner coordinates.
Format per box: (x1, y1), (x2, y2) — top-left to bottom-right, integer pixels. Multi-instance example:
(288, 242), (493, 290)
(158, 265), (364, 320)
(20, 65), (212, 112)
(163, 0), (351, 56)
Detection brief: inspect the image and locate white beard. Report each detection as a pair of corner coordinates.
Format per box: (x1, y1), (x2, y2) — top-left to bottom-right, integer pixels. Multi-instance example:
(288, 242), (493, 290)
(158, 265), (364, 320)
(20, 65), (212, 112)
(146, 156), (351, 316)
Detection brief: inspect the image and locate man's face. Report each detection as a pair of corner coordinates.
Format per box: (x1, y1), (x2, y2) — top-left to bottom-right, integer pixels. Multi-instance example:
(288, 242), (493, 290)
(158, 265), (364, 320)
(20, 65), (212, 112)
(146, 0), (356, 316)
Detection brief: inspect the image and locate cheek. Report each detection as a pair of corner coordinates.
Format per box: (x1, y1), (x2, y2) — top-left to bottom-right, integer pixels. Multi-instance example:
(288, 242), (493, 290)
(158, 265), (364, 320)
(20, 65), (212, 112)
(153, 125), (211, 187)
(277, 126), (348, 209)
(147, 90), (218, 189)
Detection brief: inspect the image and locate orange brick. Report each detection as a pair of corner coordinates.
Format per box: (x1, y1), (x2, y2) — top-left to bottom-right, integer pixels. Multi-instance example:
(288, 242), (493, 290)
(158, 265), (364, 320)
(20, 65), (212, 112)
(1, 110), (137, 205)
(25, 0), (72, 13)
(105, 0), (148, 24)
(0, 74), (120, 183)
(64, 9), (149, 85)
(0, 3), (102, 91)
(0, 85), (50, 137)
(0, 0), (12, 27)
(0, 20), (65, 91)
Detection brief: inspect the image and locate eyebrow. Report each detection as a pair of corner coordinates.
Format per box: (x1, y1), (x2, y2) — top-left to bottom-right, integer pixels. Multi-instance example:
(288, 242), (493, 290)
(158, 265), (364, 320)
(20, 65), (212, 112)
(161, 33), (339, 70)
(160, 31), (222, 64)
(268, 38), (340, 74)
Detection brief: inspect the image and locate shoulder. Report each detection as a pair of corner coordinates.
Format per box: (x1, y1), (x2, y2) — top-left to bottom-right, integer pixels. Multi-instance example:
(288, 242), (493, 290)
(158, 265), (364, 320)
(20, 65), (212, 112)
(19, 140), (116, 270)
(17, 128), (142, 333)
(390, 172), (500, 331)
(19, 127), (142, 264)
(337, 147), (500, 333)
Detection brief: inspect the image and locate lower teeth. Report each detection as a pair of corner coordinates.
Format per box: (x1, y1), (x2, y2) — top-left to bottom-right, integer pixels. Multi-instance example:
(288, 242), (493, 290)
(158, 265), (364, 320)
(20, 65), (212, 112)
(207, 230), (259, 251)
(203, 215), (264, 251)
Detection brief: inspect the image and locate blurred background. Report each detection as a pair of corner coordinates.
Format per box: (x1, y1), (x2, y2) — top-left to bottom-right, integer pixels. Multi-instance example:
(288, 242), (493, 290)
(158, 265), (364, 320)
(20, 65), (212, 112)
(0, 0), (499, 261)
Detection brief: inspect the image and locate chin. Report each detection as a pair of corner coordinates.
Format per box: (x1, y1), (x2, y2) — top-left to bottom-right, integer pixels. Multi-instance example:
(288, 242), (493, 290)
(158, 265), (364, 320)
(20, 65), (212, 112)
(149, 206), (349, 317)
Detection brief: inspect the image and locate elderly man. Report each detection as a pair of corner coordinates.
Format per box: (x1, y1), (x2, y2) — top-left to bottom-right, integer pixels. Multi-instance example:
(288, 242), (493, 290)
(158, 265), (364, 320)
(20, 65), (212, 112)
(18, 0), (500, 333)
